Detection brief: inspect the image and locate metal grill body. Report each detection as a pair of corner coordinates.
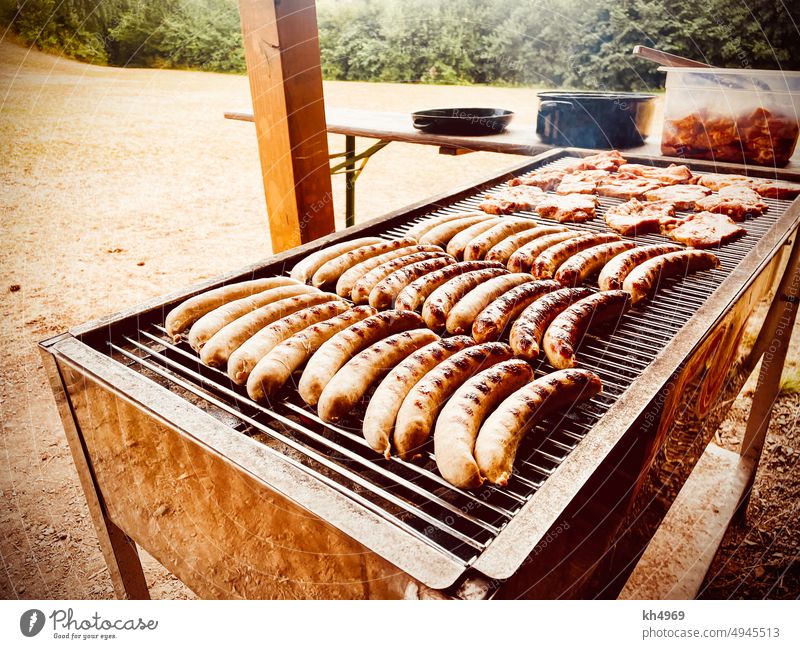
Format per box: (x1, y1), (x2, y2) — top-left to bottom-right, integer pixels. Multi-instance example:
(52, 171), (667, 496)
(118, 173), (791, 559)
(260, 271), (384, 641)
(41, 149), (800, 599)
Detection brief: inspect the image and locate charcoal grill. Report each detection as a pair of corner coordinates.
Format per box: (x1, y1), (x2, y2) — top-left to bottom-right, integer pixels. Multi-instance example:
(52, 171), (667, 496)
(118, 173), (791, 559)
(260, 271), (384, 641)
(41, 149), (800, 599)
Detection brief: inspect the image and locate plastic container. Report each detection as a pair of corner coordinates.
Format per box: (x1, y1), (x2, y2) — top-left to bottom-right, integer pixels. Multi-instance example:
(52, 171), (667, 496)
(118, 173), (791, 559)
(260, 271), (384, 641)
(660, 67), (800, 167)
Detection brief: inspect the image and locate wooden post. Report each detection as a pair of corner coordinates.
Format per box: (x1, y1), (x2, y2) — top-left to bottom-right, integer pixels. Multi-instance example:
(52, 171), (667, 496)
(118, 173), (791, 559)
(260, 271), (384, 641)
(238, 0), (335, 252)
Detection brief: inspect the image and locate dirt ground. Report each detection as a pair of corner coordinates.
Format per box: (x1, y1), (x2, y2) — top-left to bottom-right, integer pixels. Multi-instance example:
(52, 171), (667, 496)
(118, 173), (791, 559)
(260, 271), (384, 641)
(1, 37), (797, 600)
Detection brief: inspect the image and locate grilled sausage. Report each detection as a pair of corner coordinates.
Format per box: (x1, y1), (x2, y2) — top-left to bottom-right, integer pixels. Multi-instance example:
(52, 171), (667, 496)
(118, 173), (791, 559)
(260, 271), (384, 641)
(422, 268), (510, 331)
(553, 240), (637, 286)
(317, 329), (438, 422)
(297, 310), (425, 406)
(543, 290), (630, 369)
(622, 250), (720, 304)
(187, 284), (318, 351)
(362, 336), (474, 457)
(246, 307), (376, 402)
(335, 244), (444, 298)
(509, 287), (592, 360)
(475, 369), (602, 485)
(419, 215), (497, 247)
(289, 237), (384, 284)
(394, 342), (513, 460)
(485, 226), (568, 265)
(434, 359), (533, 489)
(463, 219), (539, 261)
(445, 217), (504, 259)
(405, 211), (489, 241)
(445, 273), (534, 335)
(597, 244), (684, 291)
(165, 277), (301, 342)
(200, 292), (341, 368)
(369, 257), (455, 309)
(472, 279), (561, 343)
(507, 231), (581, 273)
(394, 261), (505, 312)
(350, 251), (453, 304)
(311, 238), (417, 288)
(227, 300), (350, 385)
(532, 232), (621, 279)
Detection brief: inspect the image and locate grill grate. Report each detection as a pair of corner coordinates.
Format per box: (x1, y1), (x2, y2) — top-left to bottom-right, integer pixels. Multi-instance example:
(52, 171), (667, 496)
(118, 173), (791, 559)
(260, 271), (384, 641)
(103, 154), (795, 568)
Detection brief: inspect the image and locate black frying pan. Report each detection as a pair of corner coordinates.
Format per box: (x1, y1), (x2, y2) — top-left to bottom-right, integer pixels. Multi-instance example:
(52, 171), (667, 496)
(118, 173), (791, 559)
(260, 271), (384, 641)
(411, 108), (514, 135)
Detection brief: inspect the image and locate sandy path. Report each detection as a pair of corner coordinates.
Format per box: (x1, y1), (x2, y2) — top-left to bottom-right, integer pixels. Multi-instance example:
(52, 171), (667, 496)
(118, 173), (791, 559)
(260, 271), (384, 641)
(1, 38), (796, 599)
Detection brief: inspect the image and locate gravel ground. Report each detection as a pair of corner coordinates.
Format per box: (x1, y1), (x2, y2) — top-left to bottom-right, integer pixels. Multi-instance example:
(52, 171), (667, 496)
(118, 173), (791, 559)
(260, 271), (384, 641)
(1, 37), (797, 600)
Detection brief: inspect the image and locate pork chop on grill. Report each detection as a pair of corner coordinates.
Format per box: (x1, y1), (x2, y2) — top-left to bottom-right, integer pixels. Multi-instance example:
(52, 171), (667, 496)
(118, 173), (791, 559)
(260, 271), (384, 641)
(597, 176), (663, 200)
(536, 193), (598, 223)
(555, 169), (610, 195)
(617, 163), (693, 185)
(695, 185), (769, 221)
(644, 184), (712, 210)
(567, 150), (627, 172)
(697, 173), (799, 199)
(480, 185), (546, 214)
(660, 211), (747, 248)
(508, 169), (565, 191)
(604, 198), (677, 235)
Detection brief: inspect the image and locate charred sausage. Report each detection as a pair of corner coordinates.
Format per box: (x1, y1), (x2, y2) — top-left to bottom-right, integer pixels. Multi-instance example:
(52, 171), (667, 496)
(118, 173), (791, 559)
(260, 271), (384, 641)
(165, 277), (301, 342)
(297, 310), (425, 406)
(445, 273), (534, 335)
(463, 219), (539, 261)
(622, 250), (720, 304)
(475, 369), (602, 485)
(368, 257), (455, 309)
(246, 306), (376, 403)
(422, 268), (510, 331)
(509, 287), (592, 360)
(543, 290), (630, 369)
(419, 215), (497, 247)
(311, 238), (417, 288)
(553, 240), (636, 286)
(393, 342), (513, 460)
(351, 251), (453, 304)
(532, 232), (621, 279)
(597, 244), (684, 291)
(317, 329), (439, 422)
(405, 211), (489, 241)
(472, 279), (561, 343)
(394, 261), (505, 312)
(200, 292), (341, 368)
(485, 226), (568, 265)
(446, 218), (504, 259)
(227, 300), (350, 385)
(187, 284), (318, 351)
(434, 359), (533, 489)
(507, 231), (581, 273)
(335, 244), (444, 298)
(363, 336), (474, 457)
(290, 237), (383, 283)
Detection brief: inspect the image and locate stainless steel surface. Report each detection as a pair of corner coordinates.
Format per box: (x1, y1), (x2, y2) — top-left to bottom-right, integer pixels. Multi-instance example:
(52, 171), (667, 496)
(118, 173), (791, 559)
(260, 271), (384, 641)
(43, 148), (800, 597)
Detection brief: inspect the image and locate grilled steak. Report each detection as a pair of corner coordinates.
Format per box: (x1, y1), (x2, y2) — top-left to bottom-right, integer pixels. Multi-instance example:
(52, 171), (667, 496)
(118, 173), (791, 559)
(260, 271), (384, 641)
(537, 193), (598, 223)
(604, 198), (677, 235)
(661, 211), (747, 248)
(480, 185), (546, 214)
(644, 184), (711, 210)
(695, 185), (769, 221)
(617, 163), (693, 185)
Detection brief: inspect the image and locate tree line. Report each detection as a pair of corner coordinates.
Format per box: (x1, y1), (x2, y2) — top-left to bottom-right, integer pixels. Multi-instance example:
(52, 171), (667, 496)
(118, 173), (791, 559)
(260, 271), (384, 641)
(2, 0), (798, 90)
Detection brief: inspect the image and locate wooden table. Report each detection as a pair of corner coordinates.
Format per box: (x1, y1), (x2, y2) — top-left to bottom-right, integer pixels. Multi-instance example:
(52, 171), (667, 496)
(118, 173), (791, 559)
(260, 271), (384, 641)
(225, 107), (800, 224)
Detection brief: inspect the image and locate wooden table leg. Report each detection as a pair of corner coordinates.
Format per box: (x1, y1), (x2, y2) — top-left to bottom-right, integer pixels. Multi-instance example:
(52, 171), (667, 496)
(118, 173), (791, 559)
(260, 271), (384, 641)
(39, 342), (150, 600)
(735, 233), (800, 520)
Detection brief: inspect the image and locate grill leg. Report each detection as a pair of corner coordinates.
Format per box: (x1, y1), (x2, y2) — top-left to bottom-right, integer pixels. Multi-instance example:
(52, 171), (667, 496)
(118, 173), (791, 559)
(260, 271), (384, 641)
(735, 232), (800, 520)
(39, 341), (151, 600)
